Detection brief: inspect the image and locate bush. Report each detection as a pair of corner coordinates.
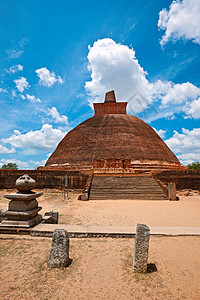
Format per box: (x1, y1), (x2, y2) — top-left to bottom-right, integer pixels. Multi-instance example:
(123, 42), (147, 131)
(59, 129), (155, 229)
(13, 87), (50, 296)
(1, 163), (18, 170)
(187, 161), (200, 170)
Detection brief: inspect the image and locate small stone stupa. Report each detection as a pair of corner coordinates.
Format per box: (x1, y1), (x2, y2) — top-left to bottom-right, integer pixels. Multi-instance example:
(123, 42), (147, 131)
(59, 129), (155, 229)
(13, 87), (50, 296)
(0, 174), (43, 228)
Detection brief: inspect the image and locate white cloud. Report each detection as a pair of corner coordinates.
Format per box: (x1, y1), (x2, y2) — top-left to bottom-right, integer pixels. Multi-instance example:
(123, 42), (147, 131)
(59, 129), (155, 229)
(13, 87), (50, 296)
(14, 77), (29, 93)
(0, 88), (7, 93)
(177, 153), (200, 165)
(26, 94), (41, 103)
(11, 89), (17, 99)
(2, 124), (66, 151)
(6, 64), (23, 74)
(158, 0), (200, 46)
(6, 49), (23, 59)
(0, 145), (15, 154)
(164, 112), (175, 120)
(47, 107), (68, 124)
(153, 128), (166, 139)
(161, 82), (200, 106)
(85, 38), (152, 113)
(0, 158), (29, 169)
(187, 98), (200, 119)
(85, 38), (200, 119)
(6, 38), (28, 59)
(151, 80), (200, 109)
(20, 94), (26, 100)
(165, 128), (200, 165)
(36, 67), (63, 87)
(29, 160), (46, 167)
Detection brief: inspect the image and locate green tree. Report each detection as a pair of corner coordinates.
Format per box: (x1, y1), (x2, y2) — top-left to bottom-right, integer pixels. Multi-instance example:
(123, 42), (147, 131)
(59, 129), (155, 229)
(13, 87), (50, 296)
(1, 163), (18, 170)
(187, 161), (200, 170)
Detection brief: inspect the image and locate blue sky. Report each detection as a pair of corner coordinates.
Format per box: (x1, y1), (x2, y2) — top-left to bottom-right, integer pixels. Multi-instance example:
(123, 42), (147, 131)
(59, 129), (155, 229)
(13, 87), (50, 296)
(0, 0), (200, 168)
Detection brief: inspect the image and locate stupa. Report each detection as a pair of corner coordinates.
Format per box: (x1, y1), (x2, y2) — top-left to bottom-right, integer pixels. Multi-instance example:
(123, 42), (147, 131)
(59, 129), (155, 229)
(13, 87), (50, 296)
(0, 174), (43, 228)
(45, 90), (183, 173)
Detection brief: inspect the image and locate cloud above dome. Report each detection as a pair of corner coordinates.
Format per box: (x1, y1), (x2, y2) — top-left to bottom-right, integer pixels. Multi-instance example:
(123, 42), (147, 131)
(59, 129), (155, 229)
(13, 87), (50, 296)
(85, 38), (200, 120)
(158, 0), (200, 46)
(85, 38), (152, 114)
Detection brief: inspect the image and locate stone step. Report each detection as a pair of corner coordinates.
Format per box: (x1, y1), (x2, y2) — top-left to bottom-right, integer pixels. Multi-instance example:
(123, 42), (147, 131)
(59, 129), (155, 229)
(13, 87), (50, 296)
(91, 186), (162, 190)
(90, 195), (165, 198)
(90, 190), (164, 194)
(90, 193), (165, 196)
(90, 197), (165, 199)
(92, 181), (158, 185)
(92, 185), (161, 188)
(92, 182), (160, 185)
(90, 186), (163, 190)
(90, 197), (166, 200)
(89, 175), (166, 201)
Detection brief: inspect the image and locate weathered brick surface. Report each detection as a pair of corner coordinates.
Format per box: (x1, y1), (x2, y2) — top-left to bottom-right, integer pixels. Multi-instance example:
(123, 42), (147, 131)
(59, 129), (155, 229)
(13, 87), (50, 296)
(45, 91), (181, 169)
(0, 169), (88, 189)
(153, 170), (200, 190)
(93, 158), (131, 169)
(94, 102), (127, 115)
(45, 114), (181, 167)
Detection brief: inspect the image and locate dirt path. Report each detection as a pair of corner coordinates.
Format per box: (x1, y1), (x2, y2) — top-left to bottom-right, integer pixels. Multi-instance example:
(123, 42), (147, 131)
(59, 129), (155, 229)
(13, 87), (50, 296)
(0, 236), (200, 300)
(1, 189), (200, 227)
(1, 189), (200, 299)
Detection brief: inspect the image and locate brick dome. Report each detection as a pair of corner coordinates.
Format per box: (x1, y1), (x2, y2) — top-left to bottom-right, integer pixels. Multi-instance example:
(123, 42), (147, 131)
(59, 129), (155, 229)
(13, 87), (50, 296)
(45, 91), (181, 168)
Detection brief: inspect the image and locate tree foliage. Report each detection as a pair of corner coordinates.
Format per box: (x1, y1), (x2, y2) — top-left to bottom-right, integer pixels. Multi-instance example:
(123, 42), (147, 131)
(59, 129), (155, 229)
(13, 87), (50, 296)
(187, 161), (200, 170)
(1, 163), (18, 170)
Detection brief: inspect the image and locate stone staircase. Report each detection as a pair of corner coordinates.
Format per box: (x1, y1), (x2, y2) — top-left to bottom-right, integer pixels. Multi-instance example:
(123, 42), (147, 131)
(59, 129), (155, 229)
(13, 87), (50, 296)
(89, 175), (167, 200)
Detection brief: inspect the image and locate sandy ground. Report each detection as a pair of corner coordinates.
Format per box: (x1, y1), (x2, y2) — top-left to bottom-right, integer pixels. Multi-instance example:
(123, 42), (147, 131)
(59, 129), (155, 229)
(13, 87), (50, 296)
(0, 236), (200, 300)
(0, 189), (200, 227)
(1, 189), (200, 299)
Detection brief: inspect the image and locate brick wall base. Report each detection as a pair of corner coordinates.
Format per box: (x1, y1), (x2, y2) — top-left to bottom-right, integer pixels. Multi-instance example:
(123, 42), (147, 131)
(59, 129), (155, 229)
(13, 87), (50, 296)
(0, 169), (88, 190)
(152, 170), (200, 190)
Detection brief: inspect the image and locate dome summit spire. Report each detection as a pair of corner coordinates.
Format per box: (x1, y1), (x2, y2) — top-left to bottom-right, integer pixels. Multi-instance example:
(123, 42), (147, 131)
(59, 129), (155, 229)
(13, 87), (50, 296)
(104, 90), (116, 103)
(94, 90), (127, 115)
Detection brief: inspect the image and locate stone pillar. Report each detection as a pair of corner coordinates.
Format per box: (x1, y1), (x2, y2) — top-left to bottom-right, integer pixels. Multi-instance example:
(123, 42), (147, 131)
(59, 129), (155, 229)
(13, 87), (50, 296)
(133, 224), (150, 273)
(168, 183), (176, 201)
(48, 229), (69, 268)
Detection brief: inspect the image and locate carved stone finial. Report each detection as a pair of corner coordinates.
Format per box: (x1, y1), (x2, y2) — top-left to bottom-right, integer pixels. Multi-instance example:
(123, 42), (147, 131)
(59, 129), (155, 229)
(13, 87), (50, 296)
(15, 174), (36, 192)
(104, 90), (116, 103)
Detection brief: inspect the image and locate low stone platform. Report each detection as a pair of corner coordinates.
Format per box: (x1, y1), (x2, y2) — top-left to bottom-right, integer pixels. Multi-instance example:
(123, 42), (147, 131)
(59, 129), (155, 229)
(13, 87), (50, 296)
(1, 224), (200, 238)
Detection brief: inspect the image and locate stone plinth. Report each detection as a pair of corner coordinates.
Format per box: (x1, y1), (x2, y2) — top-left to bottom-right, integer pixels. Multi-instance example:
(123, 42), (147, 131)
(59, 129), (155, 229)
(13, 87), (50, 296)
(0, 174), (43, 228)
(0, 192), (43, 228)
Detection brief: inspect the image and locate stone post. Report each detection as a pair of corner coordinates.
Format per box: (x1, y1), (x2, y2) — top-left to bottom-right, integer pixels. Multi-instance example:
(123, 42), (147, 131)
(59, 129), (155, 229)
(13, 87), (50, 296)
(168, 183), (176, 201)
(48, 229), (69, 268)
(133, 224), (150, 273)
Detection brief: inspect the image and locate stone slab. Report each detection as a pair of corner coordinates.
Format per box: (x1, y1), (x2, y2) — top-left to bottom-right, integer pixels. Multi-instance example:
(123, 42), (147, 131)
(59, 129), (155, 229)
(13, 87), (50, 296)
(4, 192), (43, 201)
(42, 215), (58, 224)
(5, 207), (42, 220)
(30, 224), (200, 238)
(0, 214), (42, 228)
(9, 199), (38, 211)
